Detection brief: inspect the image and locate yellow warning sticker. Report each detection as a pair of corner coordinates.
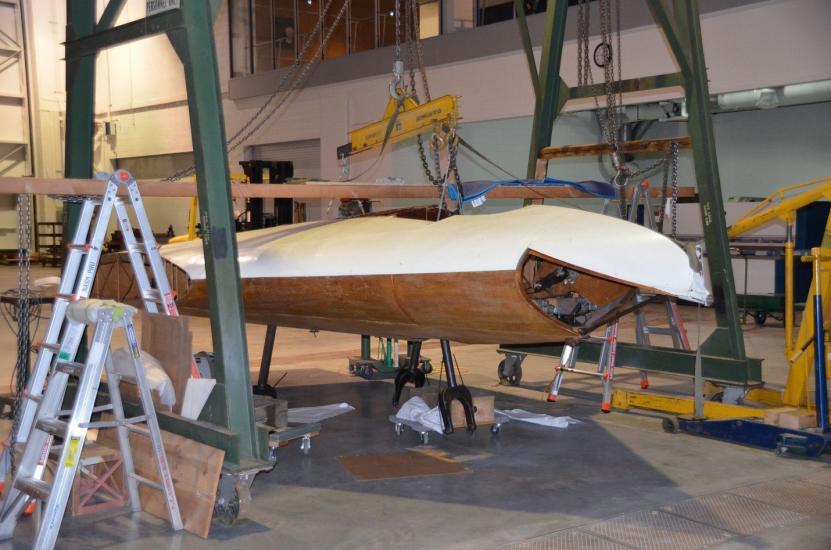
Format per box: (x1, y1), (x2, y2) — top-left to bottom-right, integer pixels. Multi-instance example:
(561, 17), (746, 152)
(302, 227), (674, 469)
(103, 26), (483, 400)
(65, 437), (81, 468)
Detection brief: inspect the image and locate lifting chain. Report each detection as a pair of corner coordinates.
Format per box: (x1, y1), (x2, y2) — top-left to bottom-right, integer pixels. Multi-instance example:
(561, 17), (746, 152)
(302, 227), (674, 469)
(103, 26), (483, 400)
(657, 140), (680, 237)
(9, 193), (33, 475)
(670, 140), (679, 239)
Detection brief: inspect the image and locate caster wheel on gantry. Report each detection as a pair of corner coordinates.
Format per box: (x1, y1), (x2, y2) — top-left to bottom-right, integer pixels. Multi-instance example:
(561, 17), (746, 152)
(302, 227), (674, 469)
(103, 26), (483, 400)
(497, 359), (522, 386)
(661, 417), (679, 434)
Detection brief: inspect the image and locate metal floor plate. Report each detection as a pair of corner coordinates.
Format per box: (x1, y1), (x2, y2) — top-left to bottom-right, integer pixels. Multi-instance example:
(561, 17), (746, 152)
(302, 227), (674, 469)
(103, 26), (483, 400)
(583, 510), (733, 550)
(800, 469), (831, 488)
(503, 528), (632, 550)
(662, 493), (807, 535)
(730, 478), (831, 516)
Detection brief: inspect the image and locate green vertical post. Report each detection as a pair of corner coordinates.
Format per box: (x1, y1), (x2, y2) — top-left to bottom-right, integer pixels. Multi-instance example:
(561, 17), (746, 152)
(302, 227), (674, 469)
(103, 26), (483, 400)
(166, 2), (262, 462)
(649, 0), (746, 361)
(361, 335), (371, 359)
(525, 0), (569, 180)
(63, 0), (96, 251)
(512, 0), (540, 97)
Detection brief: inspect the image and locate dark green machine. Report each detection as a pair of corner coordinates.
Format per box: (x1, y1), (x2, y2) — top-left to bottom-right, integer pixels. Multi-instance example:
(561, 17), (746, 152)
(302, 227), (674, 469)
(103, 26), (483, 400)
(63, 0), (273, 504)
(506, 0), (760, 385)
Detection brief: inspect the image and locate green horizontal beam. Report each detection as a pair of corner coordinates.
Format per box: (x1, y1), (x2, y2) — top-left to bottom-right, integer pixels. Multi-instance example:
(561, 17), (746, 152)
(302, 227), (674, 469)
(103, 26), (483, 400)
(500, 342), (763, 385)
(569, 72), (684, 101)
(66, 8), (184, 59)
(122, 399), (272, 471)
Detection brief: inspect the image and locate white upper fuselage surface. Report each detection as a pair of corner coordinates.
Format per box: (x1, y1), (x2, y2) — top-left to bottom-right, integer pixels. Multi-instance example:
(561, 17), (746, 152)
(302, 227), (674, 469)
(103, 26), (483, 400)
(160, 205), (711, 304)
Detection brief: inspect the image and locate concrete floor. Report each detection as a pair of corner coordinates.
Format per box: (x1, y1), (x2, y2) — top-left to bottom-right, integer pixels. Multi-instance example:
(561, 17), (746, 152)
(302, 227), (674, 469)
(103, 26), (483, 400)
(0, 265), (829, 549)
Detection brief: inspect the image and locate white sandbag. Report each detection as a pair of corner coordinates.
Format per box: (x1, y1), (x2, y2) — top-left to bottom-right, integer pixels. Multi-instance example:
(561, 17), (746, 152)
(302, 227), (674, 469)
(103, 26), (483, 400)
(110, 348), (176, 408)
(496, 408), (580, 428)
(287, 402), (355, 424)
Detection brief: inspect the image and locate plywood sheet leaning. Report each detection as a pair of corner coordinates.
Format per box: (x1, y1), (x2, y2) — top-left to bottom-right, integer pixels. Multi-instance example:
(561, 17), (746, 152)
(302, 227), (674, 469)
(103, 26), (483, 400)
(98, 422), (224, 539)
(140, 311), (193, 415)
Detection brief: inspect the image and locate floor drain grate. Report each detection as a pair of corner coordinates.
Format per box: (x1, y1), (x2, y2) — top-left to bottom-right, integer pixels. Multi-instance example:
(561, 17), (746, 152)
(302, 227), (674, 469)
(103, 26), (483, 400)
(730, 478), (831, 517)
(502, 528), (631, 550)
(662, 493), (807, 535)
(582, 509), (733, 550)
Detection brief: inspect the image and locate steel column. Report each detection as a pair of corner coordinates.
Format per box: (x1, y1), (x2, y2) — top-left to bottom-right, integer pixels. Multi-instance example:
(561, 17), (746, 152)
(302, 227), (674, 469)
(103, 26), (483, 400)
(525, 0), (568, 179)
(166, 1), (262, 464)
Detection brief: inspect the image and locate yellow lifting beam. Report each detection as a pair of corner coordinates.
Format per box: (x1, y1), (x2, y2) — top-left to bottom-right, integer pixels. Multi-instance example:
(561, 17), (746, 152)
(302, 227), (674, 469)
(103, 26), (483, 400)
(339, 94), (459, 158)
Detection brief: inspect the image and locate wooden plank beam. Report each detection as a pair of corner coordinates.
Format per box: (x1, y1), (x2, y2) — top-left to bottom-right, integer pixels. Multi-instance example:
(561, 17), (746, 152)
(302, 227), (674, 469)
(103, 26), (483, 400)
(540, 136), (692, 160)
(0, 177), (696, 200)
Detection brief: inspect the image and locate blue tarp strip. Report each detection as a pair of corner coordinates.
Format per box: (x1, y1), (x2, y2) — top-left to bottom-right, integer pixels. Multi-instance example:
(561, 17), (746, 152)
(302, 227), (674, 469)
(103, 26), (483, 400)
(447, 178), (615, 204)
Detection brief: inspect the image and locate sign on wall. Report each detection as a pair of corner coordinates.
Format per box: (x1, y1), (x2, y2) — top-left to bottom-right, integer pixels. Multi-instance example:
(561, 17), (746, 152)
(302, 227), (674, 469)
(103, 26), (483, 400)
(146, 0), (180, 16)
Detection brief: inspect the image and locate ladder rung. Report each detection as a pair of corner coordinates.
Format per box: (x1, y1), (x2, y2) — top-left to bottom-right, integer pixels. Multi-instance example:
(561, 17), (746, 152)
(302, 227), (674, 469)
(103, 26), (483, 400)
(15, 477), (51, 502)
(561, 367), (604, 377)
(55, 293), (82, 302)
(127, 424), (151, 437)
(58, 403), (113, 417)
(24, 392), (42, 404)
(645, 327), (674, 336)
(142, 290), (163, 303)
(33, 341), (61, 354)
(55, 360), (84, 377)
(129, 473), (162, 491)
(36, 418), (67, 438)
(66, 243), (92, 252)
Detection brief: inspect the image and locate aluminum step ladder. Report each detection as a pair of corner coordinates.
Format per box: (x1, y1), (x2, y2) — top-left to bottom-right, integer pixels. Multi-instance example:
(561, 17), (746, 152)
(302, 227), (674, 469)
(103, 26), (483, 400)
(6, 169), (194, 475)
(547, 321), (620, 412)
(0, 299), (182, 548)
(628, 180), (692, 390)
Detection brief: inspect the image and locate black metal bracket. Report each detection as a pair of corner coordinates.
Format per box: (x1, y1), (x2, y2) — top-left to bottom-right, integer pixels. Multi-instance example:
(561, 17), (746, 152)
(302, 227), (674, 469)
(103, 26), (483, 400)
(437, 339), (476, 434)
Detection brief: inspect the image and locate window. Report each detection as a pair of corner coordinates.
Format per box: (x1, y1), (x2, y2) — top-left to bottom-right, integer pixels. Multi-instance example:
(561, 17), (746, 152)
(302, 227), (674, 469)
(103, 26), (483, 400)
(231, 0), (444, 76)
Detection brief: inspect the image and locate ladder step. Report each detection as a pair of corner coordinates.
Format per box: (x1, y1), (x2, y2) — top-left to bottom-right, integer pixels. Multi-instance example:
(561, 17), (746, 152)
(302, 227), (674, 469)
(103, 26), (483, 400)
(36, 418), (67, 438)
(55, 360), (85, 377)
(14, 477), (51, 501)
(24, 392), (42, 404)
(55, 293), (81, 302)
(561, 367), (604, 377)
(57, 404), (113, 417)
(129, 473), (162, 491)
(66, 243), (92, 252)
(33, 341), (61, 354)
(141, 290), (163, 303)
(645, 327), (674, 336)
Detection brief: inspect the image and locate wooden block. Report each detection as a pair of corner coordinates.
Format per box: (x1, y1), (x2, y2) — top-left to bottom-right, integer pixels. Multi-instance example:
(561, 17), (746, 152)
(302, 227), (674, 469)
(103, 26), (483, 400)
(451, 395), (495, 428)
(778, 411), (817, 430)
(140, 311), (193, 415)
(401, 386), (495, 427)
(253, 398), (288, 429)
(762, 407), (796, 426)
(97, 418), (224, 539)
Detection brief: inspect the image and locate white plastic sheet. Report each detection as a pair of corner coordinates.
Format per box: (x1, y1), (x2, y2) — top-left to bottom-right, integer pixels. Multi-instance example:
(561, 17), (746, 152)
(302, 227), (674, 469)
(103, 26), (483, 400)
(394, 397), (446, 434)
(110, 348), (176, 407)
(287, 402), (355, 424)
(496, 408), (579, 428)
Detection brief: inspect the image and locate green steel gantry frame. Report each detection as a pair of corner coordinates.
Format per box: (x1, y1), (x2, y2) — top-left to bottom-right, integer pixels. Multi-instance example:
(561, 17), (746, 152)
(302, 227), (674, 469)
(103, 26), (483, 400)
(510, 0), (761, 384)
(64, 0), (271, 472)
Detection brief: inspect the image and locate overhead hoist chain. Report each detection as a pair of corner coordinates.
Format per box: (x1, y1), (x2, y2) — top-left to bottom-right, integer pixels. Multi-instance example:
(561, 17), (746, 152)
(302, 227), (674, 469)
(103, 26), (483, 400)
(658, 140), (680, 238)
(9, 193), (32, 475)
(392, 0), (460, 194)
